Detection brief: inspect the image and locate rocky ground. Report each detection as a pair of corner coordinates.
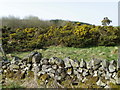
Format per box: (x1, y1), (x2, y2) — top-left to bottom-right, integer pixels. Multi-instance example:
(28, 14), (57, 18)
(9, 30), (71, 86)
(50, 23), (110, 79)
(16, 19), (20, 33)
(0, 52), (120, 88)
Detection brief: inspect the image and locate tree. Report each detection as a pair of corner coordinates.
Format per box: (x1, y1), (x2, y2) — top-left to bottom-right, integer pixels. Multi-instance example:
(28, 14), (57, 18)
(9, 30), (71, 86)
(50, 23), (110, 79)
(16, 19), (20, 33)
(101, 17), (112, 26)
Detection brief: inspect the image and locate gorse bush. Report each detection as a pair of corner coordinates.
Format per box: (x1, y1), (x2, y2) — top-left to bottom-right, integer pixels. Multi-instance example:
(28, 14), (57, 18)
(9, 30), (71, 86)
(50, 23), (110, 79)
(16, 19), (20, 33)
(2, 22), (120, 53)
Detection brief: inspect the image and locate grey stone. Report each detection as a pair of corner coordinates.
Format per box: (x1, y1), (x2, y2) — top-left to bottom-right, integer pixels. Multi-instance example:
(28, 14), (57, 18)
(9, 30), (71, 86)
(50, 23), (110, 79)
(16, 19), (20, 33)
(93, 65), (101, 70)
(57, 68), (62, 74)
(76, 73), (83, 81)
(67, 68), (73, 75)
(73, 69), (79, 75)
(2, 65), (7, 69)
(52, 65), (58, 70)
(108, 64), (116, 73)
(47, 72), (55, 78)
(110, 78), (116, 84)
(32, 53), (42, 63)
(110, 60), (117, 66)
(91, 58), (101, 70)
(22, 52), (37, 62)
(20, 65), (26, 69)
(105, 71), (112, 80)
(49, 57), (64, 67)
(82, 69), (89, 77)
(9, 64), (19, 70)
(48, 68), (55, 73)
(80, 59), (86, 68)
(63, 57), (71, 68)
(101, 60), (109, 69)
(42, 65), (51, 72)
(11, 57), (20, 64)
(114, 74), (120, 85)
(98, 70), (104, 76)
(86, 60), (92, 69)
(112, 72), (117, 78)
(117, 59), (120, 70)
(37, 71), (46, 76)
(60, 72), (66, 79)
(55, 75), (62, 80)
(82, 77), (88, 83)
(24, 67), (30, 71)
(49, 57), (56, 64)
(104, 85), (110, 88)
(96, 78), (106, 87)
(88, 70), (93, 75)
(77, 67), (83, 73)
(27, 64), (31, 68)
(93, 71), (98, 77)
(40, 58), (49, 65)
(91, 58), (101, 65)
(70, 59), (79, 68)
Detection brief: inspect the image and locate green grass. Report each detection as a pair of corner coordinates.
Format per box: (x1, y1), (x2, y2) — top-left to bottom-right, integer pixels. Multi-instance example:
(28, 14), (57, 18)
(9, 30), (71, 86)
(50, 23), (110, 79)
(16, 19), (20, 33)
(6, 46), (119, 61)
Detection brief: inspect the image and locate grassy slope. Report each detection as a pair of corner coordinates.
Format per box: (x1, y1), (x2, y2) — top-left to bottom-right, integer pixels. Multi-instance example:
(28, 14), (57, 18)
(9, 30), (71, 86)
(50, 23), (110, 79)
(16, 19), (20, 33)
(7, 46), (118, 61)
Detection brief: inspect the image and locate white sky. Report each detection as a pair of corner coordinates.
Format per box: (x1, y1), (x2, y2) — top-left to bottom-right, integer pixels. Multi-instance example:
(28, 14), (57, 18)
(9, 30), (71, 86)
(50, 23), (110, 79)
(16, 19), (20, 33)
(0, 0), (119, 26)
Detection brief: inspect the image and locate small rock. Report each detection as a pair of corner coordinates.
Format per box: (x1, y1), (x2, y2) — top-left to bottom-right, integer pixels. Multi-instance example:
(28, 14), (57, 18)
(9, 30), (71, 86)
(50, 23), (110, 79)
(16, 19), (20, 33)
(73, 69), (79, 75)
(82, 69), (89, 77)
(110, 78), (116, 84)
(70, 59), (79, 68)
(77, 67), (83, 73)
(76, 74), (83, 81)
(67, 68), (73, 75)
(24, 67), (30, 71)
(9, 64), (19, 70)
(104, 85), (110, 88)
(88, 70), (93, 75)
(42, 65), (51, 72)
(32, 53), (42, 63)
(55, 75), (62, 80)
(105, 71), (112, 80)
(91, 58), (101, 66)
(101, 59), (109, 69)
(47, 72), (55, 78)
(114, 74), (120, 85)
(40, 58), (49, 65)
(96, 78), (106, 87)
(110, 60), (117, 66)
(48, 68), (55, 73)
(80, 59), (86, 68)
(86, 60), (92, 69)
(108, 64), (116, 73)
(117, 59), (120, 70)
(57, 68), (62, 74)
(52, 65), (58, 70)
(37, 71), (46, 76)
(63, 57), (71, 68)
(2, 65), (7, 69)
(112, 72), (117, 78)
(93, 71), (98, 77)
(82, 77), (88, 83)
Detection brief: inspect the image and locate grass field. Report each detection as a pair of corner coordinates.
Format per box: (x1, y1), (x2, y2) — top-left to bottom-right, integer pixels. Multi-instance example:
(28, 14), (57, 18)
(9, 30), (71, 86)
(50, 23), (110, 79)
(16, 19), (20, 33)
(5, 46), (119, 61)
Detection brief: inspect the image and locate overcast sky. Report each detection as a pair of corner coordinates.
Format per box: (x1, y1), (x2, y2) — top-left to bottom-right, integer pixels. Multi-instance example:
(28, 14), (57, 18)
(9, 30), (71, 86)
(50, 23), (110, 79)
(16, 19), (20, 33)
(0, 0), (119, 26)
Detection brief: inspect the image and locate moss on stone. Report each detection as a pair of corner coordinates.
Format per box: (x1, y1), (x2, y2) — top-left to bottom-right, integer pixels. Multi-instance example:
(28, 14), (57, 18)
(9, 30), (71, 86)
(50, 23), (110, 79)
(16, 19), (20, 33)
(27, 71), (34, 78)
(5, 70), (14, 78)
(61, 79), (73, 88)
(109, 82), (120, 88)
(117, 70), (120, 77)
(46, 78), (55, 88)
(40, 74), (49, 81)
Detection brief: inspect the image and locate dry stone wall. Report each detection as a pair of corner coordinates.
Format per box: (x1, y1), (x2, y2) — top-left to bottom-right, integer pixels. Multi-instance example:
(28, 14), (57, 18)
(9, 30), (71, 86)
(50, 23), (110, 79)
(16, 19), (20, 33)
(1, 52), (120, 88)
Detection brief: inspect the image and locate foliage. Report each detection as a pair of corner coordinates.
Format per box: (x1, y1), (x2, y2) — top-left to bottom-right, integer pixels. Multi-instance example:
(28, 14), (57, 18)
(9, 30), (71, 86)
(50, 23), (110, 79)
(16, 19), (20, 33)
(1, 19), (120, 53)
(101, 17), (112, 26)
